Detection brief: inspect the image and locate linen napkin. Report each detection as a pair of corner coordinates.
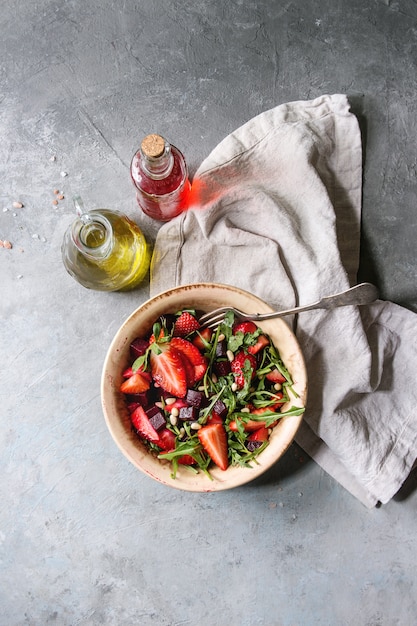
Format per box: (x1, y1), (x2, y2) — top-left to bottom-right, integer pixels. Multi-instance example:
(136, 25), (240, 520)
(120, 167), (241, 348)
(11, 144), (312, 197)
(150, 94), (417, 507)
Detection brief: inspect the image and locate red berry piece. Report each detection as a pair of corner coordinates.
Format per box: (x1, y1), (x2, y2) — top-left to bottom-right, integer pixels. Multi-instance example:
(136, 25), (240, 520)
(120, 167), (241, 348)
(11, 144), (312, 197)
(198, 423), (229, 470)
(170, 337), (208, 384)
(150, 344), (188, 398)
(230, 351), (257, 389)
(265, 368), (287, 384)
(247, 334), (270, 355)
(131, 406), (161, 443)
(232, 321), (258, 335)
(173, 312), (200, 337)
(192, 327), (212, 350)
(120, 371), (151, 394)
(157, 428), (176, 452)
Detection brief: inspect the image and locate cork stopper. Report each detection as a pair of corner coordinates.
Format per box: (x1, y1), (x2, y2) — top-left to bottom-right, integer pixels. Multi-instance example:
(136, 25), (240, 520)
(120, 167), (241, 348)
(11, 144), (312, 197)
(141, 134), (166, 159)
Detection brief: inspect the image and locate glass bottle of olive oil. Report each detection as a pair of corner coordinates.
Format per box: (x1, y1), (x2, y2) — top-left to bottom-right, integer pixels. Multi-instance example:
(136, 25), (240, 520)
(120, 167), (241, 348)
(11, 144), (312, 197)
(62, 197), (150, 291)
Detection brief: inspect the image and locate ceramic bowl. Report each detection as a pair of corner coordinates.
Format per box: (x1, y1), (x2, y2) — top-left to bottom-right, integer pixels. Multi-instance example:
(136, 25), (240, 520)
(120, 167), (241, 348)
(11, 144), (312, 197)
(101, 283), (307, 491)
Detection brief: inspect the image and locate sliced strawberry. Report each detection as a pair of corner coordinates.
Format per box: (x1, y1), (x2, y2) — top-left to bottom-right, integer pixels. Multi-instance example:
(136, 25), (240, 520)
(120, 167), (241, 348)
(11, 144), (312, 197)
(251, 401), (283, 414)
(229, 418), (268, 432)
(166, 398), (188, 411)
(265, 368), (287, 384)
(120, 371), (151, 394)
(198, 423), (229, 470)
(233, 321), (258, 335)
(157, 428), (176, 451)
(123, 364), (151, 380)
(248, 426), (269, 442)
(206, 410), (224, 425)
(131, 405), (160, 443)
(228, 404), (281, 432)
(230, 351), (257, 389)
(150, 344), (188, 398)
(247, 334), (270, 355)
(177, 349), (196, 387)
(173, 312), (200, 337)
(192, 327), (212, 350)
(171, 337), (208, 384)
(122, 366), (134, 378)
(178, 454), (197, 465)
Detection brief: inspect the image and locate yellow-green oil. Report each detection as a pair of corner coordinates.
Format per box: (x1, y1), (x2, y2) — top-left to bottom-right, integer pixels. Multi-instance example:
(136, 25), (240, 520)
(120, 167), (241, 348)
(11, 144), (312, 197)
(62, 209), (150, 291)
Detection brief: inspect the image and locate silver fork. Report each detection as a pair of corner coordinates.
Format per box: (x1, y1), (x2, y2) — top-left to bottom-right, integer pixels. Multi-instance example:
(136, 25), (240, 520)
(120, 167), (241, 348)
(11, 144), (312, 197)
(198, 282), (379, 329)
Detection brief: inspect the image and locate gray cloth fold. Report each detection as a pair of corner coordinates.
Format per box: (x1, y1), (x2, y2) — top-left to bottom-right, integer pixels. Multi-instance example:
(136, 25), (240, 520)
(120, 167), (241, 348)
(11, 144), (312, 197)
(150, 94), (417, 507)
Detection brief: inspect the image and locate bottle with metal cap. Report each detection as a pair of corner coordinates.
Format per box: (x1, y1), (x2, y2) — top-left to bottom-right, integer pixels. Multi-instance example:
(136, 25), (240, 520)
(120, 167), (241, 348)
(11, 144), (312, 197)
(130, 134), (191, 221)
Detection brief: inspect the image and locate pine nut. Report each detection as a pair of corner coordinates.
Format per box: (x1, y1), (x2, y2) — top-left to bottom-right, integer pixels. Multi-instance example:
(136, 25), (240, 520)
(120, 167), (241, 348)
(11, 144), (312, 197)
(211, 373), (218, 383)
(218, 333), (225, 341)
(191, 422), (201, 430)
(241, 407), (250, 413)
(165, 397), (176, 405)
(169, 414), (178, 426)
(226, 350), (234, 362)
(231, 382), (238, 392)
(274, 383), (282, 391)
(170, 407), (179, 417)
(155, 401), (164, 409)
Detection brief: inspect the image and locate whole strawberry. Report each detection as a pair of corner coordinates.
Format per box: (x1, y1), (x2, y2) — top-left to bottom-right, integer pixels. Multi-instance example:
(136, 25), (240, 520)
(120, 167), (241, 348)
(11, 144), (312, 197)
(173, 311), (200, 337)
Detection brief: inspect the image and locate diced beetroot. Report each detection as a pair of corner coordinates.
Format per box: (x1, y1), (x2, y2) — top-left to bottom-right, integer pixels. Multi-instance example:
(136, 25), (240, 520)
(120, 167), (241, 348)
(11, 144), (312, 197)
(213, 360), (231, 377)
(148, 411), (166, 432)
(212, 398), (227, 419)
(127, 402), (141, 413)
(146, 404), (163, 418)
(146, 405), (167, 430)
(130, 338), (149, 359)
(246, 440), (264, 452)
(127, 391), (152, 408)
(179, 406), (199, 421)
(215, 339), (227, 358)
(185, 388), (206, 409)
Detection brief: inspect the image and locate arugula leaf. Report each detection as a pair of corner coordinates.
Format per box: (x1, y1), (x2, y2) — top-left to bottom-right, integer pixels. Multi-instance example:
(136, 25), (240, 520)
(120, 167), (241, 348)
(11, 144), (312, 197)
(228, 332), (244, 352)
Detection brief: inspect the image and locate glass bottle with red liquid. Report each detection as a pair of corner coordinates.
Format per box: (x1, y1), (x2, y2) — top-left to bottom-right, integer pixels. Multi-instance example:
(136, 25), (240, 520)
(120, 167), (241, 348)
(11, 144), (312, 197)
(130, 134), (191, 221)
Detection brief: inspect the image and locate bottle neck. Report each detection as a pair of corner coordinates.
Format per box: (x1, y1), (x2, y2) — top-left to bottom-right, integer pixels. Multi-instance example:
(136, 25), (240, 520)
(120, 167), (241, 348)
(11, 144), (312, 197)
(71, 213), (113, 260)
(140, 141), (174, 180)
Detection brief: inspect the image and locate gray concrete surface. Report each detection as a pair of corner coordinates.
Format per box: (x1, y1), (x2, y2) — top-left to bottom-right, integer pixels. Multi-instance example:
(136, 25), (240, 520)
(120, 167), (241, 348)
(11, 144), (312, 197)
(1, 1), (416, 625)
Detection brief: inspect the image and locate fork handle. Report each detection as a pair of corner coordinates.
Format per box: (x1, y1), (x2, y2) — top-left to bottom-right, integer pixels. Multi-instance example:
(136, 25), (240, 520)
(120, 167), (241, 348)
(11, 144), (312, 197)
(248, 283), (379, 322)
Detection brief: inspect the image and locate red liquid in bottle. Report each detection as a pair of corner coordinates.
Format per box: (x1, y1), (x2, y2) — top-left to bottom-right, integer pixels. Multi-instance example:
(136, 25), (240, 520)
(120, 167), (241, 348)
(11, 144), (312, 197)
(130, 135), (191, 221)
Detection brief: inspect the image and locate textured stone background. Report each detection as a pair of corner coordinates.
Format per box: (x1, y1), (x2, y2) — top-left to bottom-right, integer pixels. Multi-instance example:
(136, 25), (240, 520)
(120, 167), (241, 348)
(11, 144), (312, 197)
(1, 1), (416, 624)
